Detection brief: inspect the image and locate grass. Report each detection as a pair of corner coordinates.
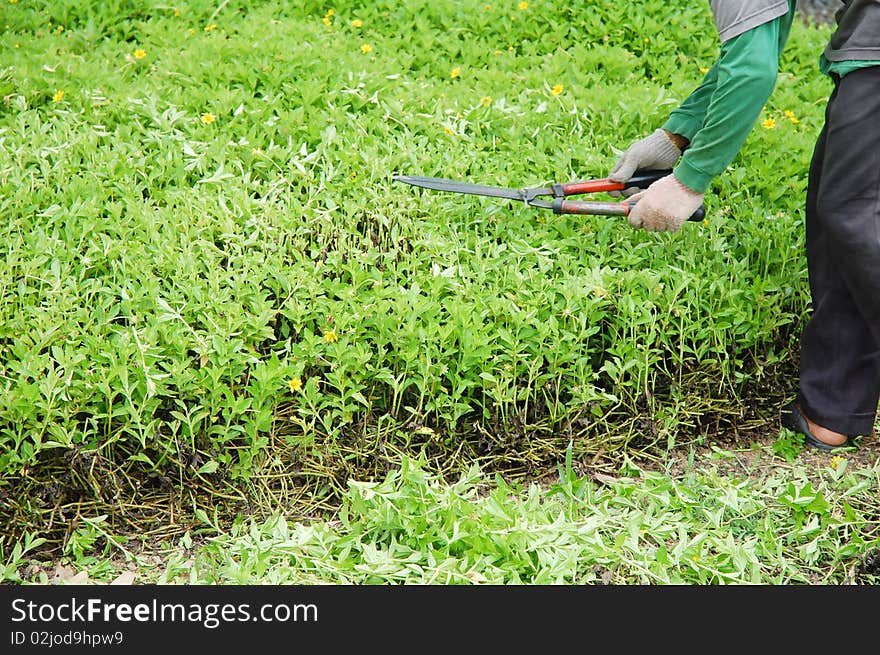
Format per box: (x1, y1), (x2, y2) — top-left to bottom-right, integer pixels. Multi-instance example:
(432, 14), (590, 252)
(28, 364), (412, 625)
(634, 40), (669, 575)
(1, 0), (877, 584)
(8, 445), (879, 585)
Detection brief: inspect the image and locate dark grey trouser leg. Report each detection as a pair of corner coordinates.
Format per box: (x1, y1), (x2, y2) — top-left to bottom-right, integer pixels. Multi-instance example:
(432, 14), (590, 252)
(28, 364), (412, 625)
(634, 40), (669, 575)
(797, 66), (880, 436)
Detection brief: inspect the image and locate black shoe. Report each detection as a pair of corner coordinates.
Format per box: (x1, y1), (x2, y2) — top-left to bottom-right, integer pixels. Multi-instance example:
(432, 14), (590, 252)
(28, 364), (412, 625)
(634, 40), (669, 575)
(780, 401), (851, 452)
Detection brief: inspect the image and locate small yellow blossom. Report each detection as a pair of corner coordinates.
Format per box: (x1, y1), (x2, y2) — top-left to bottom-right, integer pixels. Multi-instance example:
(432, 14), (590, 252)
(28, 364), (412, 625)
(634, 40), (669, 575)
(174, 8), (181, 17)
(830, 455), (846, 468)
(9, 0), (19, 4)
(351, 19), (362, 28)
(762, 117), (776, 129)
(494, 49), (502, 56)
(481, 96), (491, 107)
(133, 48), (147, 59)
(52, 90), (65, 103)
(444, 125), (454, 135)
(188, 28), (196, 36)
(519, 1), (529, 10)
(450, 67), (460, 79)
(361, 43), (372, 54)
(204, 23), (217, 32)
(322, 16), (332, 26)
(699, 66), (709, 74)
(784, 110), (799, 124)
(323, 330), (338, 343)
(551, 84), (563, 97)
(288, 377), (303, 393)
(201, 112), (216, 124)
(325, 8), (335, 17)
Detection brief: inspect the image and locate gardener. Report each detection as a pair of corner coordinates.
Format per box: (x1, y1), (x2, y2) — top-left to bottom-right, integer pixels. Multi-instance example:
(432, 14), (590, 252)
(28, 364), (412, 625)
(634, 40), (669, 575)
(607, 0), (880, 450)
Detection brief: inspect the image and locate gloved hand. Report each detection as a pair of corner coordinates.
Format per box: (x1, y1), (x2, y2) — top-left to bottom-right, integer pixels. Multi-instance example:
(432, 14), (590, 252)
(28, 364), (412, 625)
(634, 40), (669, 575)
(608, 129), (685, 197)
(625, 173), (703, 232)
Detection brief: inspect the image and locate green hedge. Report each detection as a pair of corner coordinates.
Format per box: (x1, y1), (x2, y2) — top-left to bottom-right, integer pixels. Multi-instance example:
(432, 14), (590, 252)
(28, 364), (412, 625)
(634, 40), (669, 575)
(0, 1), (833, 531)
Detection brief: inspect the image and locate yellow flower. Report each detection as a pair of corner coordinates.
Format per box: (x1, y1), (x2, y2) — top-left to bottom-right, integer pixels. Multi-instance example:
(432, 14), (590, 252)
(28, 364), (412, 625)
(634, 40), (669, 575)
(9, 0), (19, 4)
(133, 48), (147, 59)
(481, 96), (491, 107)
(361, 43), (372, 54)
(450, 67), (460, 79)
(188, 28), (195, 36)
(323, 330), (338, 343)
(325, 8), (335, 17)
(204, 23), (217, 32)
(351, 19), (362, 28)
(52, 90), (65, 103)
(519, 1), (529, 10)
(494, 49), (502, 56)
(174, 8), (181, 17)
(551, 84), (563, 97)
(830, 455), (846, 468)
(201, 112), (215, 124)
(288, 377), (303, 393)
(322, 16), (332, 26)
(784, 110), (799, 124)
(444, 125), (454, 135)
(762, 117), (776, 129)
(699, 66), (709, 74)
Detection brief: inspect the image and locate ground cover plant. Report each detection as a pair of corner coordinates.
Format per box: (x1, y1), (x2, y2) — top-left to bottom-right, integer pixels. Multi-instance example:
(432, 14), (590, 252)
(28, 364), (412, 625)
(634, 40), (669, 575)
(1, 1), (877, 582)
(6, 449), (880, 585)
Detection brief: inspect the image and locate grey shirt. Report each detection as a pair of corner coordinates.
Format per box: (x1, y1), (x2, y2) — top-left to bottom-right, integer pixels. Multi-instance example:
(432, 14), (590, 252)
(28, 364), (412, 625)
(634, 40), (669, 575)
(825, 0), (880, 61)
(709, 0), (791, 41)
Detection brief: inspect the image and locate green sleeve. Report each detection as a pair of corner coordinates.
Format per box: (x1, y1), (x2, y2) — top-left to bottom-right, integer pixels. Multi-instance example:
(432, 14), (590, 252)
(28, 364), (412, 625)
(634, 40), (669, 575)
(661, 13), (793, 193)
(820, 53), (880, 79)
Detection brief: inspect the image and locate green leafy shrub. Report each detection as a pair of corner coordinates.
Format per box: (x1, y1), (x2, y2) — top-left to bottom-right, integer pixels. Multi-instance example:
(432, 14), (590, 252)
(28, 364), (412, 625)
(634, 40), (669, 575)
(0, 0), (833, 543)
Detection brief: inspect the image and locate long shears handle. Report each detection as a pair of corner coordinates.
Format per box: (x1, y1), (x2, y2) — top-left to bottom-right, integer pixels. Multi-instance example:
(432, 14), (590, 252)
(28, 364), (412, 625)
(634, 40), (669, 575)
(553, 169), (671, 196)
(553, 198), (706, 222)
(552, 169), (705, 222)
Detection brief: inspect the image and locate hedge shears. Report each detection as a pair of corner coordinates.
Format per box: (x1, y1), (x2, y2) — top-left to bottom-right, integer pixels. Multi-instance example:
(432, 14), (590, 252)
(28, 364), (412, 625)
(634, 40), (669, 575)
(392, 169), (705, 222)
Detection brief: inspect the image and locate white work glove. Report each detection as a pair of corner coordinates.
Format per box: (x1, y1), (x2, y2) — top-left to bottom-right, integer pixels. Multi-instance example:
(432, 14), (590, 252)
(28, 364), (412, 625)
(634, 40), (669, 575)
(626, 173), (703, 233)
(608, 129), (684, 197)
